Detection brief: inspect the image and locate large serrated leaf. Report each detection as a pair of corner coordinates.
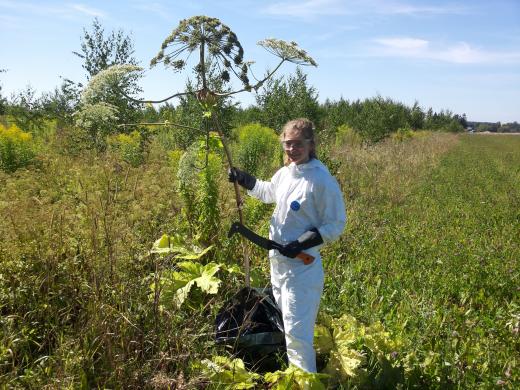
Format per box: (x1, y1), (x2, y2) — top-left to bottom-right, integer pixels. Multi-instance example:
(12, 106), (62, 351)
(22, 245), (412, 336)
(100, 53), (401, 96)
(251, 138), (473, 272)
(176, 244), (214, 259)
(195, 263), (222, 294)
(314, 324), (334, 355)
(162, 262), (223, 307)
(177, 261), (202, 275)
(150, 235), (214, 259)
(195, 274), (221, 295)
(265, 365), (327, 389)
(174, 279), (195, 306)
(198, 356), (260, 389)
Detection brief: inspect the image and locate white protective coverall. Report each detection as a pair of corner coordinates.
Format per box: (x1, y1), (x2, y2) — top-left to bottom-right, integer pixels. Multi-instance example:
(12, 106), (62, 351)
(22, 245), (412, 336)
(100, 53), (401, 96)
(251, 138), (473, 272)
(248, 158), (346, 372)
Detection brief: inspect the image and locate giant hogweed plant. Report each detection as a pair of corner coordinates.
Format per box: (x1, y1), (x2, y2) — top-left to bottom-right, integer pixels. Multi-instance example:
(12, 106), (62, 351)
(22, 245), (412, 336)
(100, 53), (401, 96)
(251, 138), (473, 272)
(196, 355), (327, 389)
(314, 313), (406, 388)
(194, 314), (405, 388)
(148, 231), (241, 312)
(146, 141), (244, 314)
(74, 64), (142, 150)
(80, 15), (317, 286)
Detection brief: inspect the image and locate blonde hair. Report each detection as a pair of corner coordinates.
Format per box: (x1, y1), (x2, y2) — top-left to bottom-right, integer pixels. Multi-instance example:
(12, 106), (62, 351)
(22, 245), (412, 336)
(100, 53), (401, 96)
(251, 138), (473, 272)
(281, 118), (317, 164)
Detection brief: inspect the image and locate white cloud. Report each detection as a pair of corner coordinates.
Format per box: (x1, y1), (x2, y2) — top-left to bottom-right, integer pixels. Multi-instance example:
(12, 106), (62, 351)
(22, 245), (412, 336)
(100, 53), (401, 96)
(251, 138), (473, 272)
(372, 37), (520, 64)
(313, 25), (360, 41)
(438, 42), (483, 64)
(374, 37), (429, 51)
(375, 1), (469, 15)
(130, 1), (171, 20)
(70, 4), (105, 18)
(263, 0), (469, 19)
(0, 1), (105, 19)
(264, 0), (348, 18)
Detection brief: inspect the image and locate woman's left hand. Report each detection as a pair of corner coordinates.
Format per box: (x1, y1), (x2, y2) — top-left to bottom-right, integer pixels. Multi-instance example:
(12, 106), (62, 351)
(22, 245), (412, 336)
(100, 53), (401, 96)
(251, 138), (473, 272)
(279, 228), (323, 258)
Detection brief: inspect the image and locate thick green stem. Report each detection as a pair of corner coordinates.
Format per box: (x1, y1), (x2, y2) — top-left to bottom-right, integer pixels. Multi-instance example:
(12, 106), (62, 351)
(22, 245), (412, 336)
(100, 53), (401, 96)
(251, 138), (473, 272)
(199, 29), (207, 90)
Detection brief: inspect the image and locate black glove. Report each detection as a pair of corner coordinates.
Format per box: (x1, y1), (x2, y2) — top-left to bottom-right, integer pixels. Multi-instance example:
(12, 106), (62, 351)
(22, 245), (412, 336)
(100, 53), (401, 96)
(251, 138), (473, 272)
(279, 228), (324, 258)
(228, 167), (257, 191)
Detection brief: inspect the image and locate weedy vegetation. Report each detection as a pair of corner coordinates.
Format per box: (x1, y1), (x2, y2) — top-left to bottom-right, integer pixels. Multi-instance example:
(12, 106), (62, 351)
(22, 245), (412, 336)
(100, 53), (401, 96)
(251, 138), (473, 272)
(0, 14), (518, 390)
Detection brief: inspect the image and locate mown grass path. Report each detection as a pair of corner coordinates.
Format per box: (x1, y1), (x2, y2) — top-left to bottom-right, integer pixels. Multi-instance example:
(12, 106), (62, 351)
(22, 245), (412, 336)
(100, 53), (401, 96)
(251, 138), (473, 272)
(324, 134), (519, 388)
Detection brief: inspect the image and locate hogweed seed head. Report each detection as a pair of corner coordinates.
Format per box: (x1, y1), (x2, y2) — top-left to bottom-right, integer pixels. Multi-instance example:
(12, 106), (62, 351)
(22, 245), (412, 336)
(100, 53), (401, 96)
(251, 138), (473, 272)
(150, 15), (250, 88)
(258, 38), (317, 66)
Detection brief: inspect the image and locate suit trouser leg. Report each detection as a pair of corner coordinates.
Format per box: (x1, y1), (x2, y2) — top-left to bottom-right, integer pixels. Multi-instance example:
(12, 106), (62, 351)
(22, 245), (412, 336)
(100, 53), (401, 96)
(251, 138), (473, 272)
(271, 260), (324, 372)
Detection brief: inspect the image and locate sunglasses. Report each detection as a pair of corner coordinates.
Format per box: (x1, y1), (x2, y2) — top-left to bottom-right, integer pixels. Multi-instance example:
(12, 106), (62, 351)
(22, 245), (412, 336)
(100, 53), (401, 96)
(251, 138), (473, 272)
(282, 139), (311, 149)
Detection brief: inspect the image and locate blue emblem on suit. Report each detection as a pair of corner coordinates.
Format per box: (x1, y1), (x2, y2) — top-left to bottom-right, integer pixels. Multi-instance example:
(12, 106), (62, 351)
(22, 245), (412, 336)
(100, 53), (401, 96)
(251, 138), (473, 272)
(290, 200), (301, 211)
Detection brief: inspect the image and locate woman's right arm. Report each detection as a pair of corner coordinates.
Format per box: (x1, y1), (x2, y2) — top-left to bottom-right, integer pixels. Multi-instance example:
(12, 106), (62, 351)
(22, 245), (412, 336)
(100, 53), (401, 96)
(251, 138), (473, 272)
(247, 169), (281, 204)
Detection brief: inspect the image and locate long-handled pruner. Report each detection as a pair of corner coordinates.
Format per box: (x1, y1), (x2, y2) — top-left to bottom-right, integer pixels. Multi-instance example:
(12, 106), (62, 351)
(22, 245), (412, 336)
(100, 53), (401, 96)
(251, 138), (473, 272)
(228, 222), (315, 265)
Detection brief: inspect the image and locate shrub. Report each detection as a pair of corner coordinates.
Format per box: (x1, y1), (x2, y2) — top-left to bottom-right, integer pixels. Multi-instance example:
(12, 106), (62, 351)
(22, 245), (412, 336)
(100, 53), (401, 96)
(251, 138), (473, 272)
(233, 123), (281, 178)
(177, 133), (224, 244)
(446, 119), (464, 133)
(255, 68), (322, 133)
(107, 130), (144, 167)
(6, 86), (47, 135)
(0, 123), (35, 172)
(391, 127), (415, 142)
(335, 124), (363, 147)
(353, 96), (410, 142)
(168, 149), (183, 174)
(74, 102), (119, 150)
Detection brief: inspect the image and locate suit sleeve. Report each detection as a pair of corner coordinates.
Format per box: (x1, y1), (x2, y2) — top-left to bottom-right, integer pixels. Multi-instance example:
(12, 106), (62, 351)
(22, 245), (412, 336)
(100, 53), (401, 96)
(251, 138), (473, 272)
(247, 169), (281, 204)
(315, 176), (347, 243)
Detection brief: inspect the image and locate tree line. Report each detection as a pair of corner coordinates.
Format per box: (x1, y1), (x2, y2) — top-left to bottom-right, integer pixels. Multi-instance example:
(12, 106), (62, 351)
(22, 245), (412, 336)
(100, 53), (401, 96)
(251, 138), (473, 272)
(2, 18), (515, 152)
(468, 121), (520, 133)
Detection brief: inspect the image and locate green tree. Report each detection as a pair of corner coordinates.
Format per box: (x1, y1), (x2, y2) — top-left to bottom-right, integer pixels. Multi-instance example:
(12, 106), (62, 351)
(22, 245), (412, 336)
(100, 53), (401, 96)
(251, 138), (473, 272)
(256, 67), (321, 132)
(424, 108), (464, 132)
(453, 113), (468, 129)
(350, 96), (409, 142)
(499, 121), (520, 133)
(40, 78), (81, 127)
(3, 71), (78, 133)
(0, 68), (6, 116)
(6, 86), (47, 134)
(321, 97), (351, 132)
(409, 101), (425, 130)
(230, 105), (263, 128)
(74, 18), (138, 79)
(73, 18), (142, 126)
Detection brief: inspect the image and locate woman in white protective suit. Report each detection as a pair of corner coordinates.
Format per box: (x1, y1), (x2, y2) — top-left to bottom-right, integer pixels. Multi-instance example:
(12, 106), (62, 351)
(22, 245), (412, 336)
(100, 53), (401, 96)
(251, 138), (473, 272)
(229, 118), (346, 372)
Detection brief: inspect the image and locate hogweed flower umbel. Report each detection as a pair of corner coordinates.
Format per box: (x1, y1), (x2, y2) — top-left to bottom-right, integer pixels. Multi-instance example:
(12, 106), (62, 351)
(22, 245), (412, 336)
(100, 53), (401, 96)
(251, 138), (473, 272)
(258, 38), (318, 67)
(81, 64), (143, 104)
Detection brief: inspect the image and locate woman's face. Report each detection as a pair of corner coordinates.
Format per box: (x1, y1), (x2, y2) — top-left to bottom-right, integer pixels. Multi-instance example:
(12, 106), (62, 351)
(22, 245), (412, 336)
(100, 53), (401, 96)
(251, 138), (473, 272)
(282, 128), (313, 165)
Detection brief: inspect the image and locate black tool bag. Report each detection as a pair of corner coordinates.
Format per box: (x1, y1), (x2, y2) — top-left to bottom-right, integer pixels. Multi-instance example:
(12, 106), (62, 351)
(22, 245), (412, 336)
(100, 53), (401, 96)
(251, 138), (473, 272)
(215, 286), (287, 372)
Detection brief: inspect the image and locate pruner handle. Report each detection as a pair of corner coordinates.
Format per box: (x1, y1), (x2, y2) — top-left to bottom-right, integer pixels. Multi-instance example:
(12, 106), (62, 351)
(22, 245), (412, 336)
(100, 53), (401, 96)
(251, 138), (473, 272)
(296, 252), (315, 265)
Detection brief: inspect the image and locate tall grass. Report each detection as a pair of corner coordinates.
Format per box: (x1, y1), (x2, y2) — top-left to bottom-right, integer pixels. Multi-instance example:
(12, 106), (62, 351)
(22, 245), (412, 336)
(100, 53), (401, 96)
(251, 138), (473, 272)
(0, 130), (518, 388)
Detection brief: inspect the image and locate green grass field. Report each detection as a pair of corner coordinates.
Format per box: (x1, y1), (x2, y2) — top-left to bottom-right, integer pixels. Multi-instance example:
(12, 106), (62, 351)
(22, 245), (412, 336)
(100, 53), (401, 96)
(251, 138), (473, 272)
(0, 133), (518, 388)
(322, 134), (519, 388)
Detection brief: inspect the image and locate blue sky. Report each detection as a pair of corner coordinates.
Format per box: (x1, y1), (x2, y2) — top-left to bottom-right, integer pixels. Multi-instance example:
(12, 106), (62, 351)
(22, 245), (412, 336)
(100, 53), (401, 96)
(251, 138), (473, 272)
(1, 0), (519, 123)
